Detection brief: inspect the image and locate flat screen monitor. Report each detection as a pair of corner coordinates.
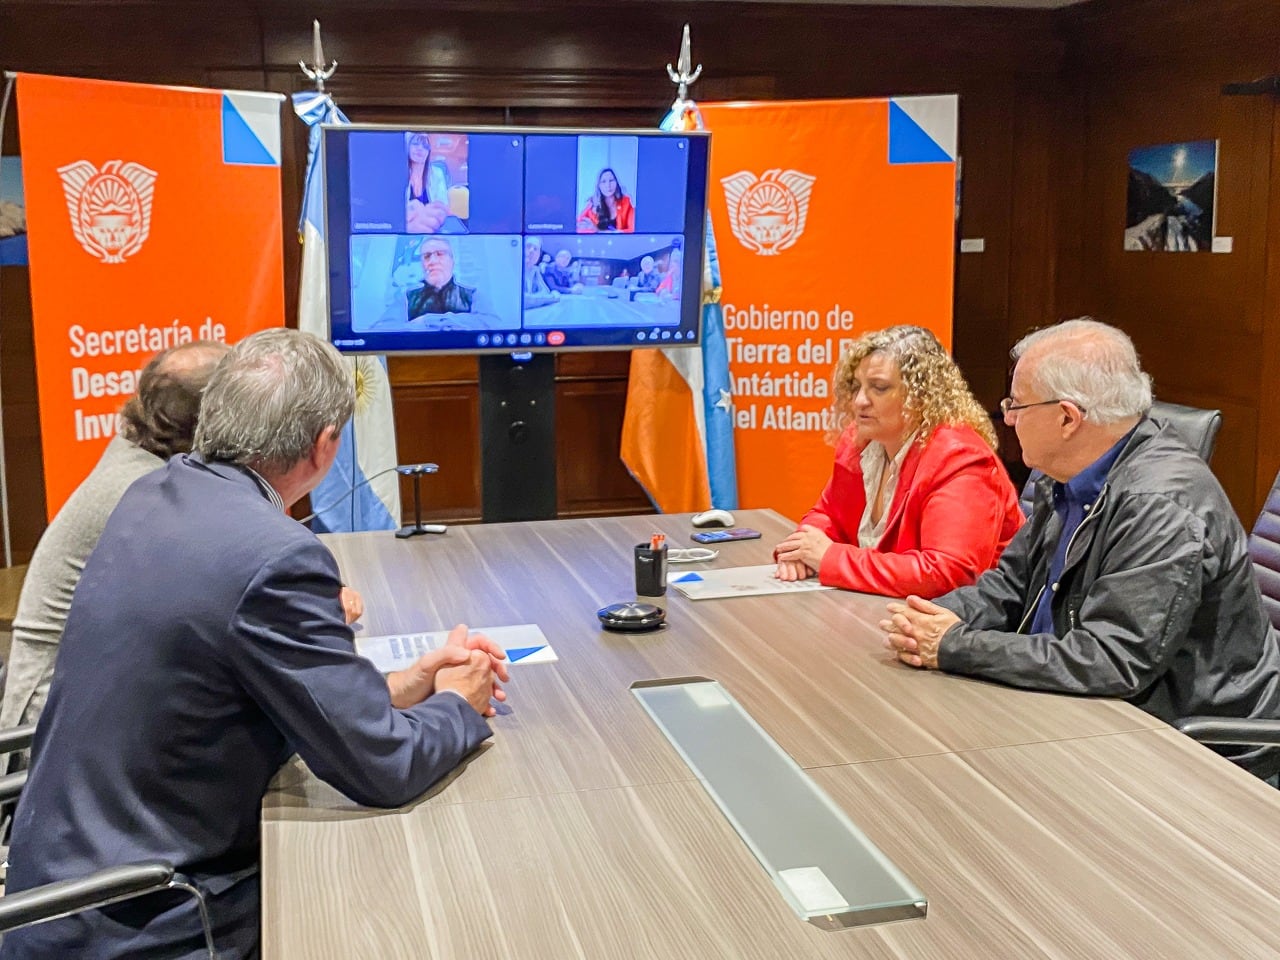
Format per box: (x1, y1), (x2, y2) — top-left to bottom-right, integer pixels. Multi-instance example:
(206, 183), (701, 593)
(321, 125), (711, 355)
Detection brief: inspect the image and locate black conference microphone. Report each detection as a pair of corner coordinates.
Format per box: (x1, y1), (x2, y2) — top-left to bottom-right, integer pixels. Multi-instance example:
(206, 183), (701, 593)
(299, 463), (443, 538)
(394, 463), (443, 539)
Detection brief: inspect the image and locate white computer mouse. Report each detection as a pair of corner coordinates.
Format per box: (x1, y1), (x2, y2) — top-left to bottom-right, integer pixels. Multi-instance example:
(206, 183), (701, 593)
(691, 509), (735, 528)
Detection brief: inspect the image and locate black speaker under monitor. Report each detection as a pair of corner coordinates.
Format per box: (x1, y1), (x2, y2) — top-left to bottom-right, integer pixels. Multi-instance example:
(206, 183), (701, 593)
(479, 353), (556, 522)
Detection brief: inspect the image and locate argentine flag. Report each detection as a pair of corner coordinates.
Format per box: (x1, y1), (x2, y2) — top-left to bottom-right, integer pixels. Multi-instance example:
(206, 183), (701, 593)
(620, 100), (738, 513)
(293, 91), (401, 531)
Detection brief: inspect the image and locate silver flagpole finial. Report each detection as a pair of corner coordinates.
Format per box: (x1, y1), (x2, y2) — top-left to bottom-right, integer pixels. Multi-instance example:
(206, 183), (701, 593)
(298, 19), (338, 92)
(666, 24), (702, 102)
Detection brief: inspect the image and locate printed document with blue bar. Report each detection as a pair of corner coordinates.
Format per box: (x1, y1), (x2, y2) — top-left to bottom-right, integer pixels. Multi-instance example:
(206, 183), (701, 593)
(356, 624), (557, 672)
(668, 565), (835, 601)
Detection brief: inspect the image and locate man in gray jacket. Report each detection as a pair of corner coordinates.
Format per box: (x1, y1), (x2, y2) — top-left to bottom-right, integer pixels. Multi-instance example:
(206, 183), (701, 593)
(883, 318), (1280, 778)
(1, 340), (229, 732)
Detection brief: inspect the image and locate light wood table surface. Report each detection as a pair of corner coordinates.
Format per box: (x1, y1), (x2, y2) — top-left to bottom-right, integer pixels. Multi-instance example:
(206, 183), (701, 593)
(262, 509), (1280, 959)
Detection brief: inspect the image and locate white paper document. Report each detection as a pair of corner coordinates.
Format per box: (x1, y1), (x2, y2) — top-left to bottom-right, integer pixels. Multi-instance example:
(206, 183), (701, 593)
(666, 564), (835, 601)
(355, 624), (556, 673)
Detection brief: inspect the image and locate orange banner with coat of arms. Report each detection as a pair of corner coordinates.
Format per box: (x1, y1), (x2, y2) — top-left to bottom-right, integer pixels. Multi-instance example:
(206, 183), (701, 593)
(16, 73), (284, 518)
(699, 97), (958, 521)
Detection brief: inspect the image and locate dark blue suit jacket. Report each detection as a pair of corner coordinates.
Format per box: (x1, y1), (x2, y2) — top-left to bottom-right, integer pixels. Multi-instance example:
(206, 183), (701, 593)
(1, 455), (491, 959)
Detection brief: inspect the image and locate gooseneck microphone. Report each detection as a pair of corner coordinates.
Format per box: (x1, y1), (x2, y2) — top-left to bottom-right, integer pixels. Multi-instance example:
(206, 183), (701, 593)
(299, 463), (441, 532)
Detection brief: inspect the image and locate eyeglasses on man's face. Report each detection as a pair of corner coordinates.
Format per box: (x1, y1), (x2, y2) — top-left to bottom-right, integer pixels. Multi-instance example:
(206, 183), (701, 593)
(999, 397), (1064, 417)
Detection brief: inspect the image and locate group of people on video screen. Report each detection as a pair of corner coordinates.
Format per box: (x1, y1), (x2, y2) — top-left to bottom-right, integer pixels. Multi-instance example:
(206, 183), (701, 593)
(517, 238), (683, 309)
(522, 238), (580, 300)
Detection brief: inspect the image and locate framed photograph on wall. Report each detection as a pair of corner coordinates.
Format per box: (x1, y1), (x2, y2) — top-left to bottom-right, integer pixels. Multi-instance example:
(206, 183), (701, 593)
(1124, 140), (1218, 253)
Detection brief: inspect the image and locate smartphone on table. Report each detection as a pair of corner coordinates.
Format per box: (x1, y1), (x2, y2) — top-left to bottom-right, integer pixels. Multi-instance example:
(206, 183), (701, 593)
(690, 528), (763, 544)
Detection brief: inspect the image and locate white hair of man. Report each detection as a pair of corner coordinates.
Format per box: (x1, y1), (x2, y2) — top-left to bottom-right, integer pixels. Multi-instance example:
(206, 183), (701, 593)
(422, 236), (455, 258)
(1012, 317), (1152, 425)
(193, 328), (355, 476)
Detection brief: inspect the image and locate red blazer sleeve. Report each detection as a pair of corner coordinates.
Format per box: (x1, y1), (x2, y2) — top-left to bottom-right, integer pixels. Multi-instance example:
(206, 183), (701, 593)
(774, 430), (867, 559)
(816, 426), (1023, 598)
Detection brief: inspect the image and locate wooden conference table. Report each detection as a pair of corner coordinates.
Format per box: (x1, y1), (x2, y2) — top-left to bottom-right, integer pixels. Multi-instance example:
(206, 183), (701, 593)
(261, 509), (1280, 959)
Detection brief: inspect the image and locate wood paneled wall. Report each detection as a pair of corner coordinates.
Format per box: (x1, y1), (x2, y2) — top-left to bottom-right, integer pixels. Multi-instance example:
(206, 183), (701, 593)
(1, 0), (1277, 558)
(1055, 0), (1280, 519)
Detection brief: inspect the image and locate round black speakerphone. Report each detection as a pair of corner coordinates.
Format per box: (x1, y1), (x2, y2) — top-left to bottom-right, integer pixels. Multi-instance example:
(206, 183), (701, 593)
(597, 602), (666, 632)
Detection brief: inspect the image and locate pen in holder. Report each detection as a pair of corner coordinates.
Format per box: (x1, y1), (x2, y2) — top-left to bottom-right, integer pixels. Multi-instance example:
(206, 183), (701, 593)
(635, 537), (669, 610)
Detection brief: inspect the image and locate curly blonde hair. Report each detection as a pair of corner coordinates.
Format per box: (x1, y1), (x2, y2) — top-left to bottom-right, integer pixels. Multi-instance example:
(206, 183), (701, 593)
(831, 325), (996, 448)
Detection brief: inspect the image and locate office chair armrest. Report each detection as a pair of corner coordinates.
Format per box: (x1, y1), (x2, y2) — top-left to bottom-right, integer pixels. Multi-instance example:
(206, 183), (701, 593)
(1175, 716), (1280, 746)
(0, 724), (36, 755)
(0, 861), (175, 934)
(0, 770), (25, 803)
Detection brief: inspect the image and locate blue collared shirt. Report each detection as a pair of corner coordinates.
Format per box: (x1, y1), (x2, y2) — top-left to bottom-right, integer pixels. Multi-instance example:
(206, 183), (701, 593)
(1028, 428), (1135, 634)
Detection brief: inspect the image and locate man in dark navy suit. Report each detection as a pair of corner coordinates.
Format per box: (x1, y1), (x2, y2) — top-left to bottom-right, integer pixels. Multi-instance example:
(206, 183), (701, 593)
(1, 328), (508, 960)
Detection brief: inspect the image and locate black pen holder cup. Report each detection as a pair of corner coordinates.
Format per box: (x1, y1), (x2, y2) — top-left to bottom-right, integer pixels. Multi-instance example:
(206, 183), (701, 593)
(634, 543), (669, 610)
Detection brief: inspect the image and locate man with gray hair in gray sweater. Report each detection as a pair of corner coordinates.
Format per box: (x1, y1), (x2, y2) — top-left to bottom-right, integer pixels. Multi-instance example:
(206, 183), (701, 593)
(0, 339), (229, 732)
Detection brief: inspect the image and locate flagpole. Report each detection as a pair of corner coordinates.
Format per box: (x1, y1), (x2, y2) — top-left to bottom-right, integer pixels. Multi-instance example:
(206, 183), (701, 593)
(294, 25), (403, 533)
(620, 25), (738, 513)
(0, 72), (16, 567)
(297, 19), (357, 530)
(668, 26), (739, 512)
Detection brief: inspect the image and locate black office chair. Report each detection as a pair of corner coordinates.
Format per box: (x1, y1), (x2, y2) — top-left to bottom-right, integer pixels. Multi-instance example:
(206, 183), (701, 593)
(0, 724), (31, 807)
(1175, 465), (1280, 752)
(1018, 399), (1224, 517)
(0, 724), (218, 957)
(1148, 399), (1224, 463)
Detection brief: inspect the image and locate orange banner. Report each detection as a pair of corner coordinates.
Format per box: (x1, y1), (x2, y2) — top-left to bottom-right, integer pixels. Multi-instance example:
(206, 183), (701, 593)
(16, 74), (285, 518)
(700, 97), (958, 521)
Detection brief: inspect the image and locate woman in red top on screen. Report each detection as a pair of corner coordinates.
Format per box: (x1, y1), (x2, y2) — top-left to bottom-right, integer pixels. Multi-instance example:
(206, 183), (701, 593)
(577, 167), (635, 233)
(774, 325), (1023, 598)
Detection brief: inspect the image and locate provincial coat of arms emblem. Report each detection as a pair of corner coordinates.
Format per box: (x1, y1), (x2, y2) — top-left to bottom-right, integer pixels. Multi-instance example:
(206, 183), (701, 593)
(57, 160), (158, 264)
(720, 169), (816, 256)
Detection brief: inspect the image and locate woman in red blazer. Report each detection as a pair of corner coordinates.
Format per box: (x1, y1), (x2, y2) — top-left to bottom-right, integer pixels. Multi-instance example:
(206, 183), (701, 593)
(775, 325), (1023, 598)
(577, 167), (635, 233)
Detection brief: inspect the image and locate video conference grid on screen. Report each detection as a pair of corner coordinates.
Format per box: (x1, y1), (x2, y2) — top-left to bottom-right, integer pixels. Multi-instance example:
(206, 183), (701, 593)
(323, 127), (710, 355)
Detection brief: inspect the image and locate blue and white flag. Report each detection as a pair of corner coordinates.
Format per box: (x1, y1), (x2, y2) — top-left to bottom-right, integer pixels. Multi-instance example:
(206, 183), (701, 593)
(620, 101), (738, 512)
(696, 198), (738, 511)
(293, 91), (400, 532)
